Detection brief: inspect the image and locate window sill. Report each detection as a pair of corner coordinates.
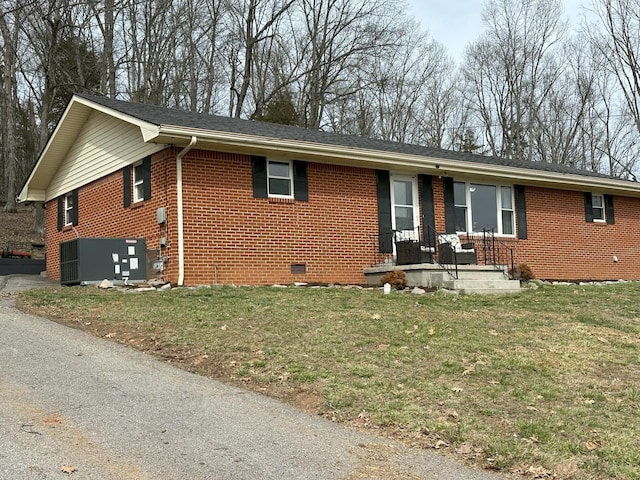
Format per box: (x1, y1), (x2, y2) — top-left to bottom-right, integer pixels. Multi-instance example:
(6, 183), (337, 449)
(459, 232), (517, 239)
(268, 197), (295, 204)
(129, 200), (145, 209)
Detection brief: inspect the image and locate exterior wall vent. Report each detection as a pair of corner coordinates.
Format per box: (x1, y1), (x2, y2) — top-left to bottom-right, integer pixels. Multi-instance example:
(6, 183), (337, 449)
(290, 263), (306, 274)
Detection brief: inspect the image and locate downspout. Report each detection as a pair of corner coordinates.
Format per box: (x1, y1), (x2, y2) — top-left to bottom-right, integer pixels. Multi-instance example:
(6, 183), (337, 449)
(176, 136), (197, 286)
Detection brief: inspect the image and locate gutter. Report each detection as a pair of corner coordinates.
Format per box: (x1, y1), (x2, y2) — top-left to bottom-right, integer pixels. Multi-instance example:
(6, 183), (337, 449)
(176, 136), (197, 286)
(154, 126), (640, 197)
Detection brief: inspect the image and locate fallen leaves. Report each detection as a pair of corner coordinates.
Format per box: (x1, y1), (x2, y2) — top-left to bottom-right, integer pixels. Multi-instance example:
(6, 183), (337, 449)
(455, 442), (484, 457)
(524, 465), (553, 478)
(585, 430), (601, 450)
(61, 465), (76, 474)
(455, 442), (474, 455)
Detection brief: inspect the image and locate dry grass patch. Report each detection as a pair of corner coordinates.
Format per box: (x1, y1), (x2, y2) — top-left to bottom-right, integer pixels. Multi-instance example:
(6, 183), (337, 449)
(17, 282), (640, 479)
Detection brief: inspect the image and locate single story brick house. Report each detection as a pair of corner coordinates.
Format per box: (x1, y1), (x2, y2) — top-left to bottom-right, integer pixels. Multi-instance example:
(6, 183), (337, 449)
(18, 94), (640, 285)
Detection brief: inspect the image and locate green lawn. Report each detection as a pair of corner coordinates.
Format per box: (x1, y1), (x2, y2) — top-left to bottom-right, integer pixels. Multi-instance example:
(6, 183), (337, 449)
(17, 282), (640, 479)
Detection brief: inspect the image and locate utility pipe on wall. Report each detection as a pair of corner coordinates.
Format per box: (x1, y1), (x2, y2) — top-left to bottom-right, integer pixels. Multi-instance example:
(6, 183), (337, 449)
(176, 136), (197, 286)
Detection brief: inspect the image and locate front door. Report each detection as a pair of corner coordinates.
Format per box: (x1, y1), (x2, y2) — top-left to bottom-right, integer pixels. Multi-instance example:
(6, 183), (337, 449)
(390, 175), (420, 241)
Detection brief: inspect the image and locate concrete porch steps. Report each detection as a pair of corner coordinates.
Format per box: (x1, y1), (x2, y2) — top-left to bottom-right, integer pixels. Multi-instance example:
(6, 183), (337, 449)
(363, 263), (521, 294)
(442, 278), (521, 295)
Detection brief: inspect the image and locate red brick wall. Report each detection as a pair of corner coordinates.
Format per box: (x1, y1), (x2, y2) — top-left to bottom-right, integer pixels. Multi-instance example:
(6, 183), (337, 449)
(44, 149), (640, 284)
(426, 179), (640, 281)
(45, 150), (177, 281)
(179, 151), (379, 285)
(515, 187), (640, 280)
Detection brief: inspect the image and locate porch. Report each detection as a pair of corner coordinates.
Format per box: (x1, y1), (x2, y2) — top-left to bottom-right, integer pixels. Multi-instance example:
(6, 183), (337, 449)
(365, 227), (521, 294)
(364, 263), (521, 294)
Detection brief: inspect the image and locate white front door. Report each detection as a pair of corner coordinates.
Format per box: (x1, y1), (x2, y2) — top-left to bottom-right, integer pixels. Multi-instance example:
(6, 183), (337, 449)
(390, 175), (420, 241)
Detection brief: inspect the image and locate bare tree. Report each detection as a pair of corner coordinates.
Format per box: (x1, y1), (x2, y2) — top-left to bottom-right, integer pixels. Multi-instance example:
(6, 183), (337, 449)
(462, 0), (567, 160)
(225, 0), (296, 118)
(121, 0), (177, 104)
(532, 39), (597, 167)
(297, 0), (400, 129)
(0, 3), (22, 211)
(170, 0), (227, 112)
(590, 0), (640, 135)
(362, 21), (457, 146)
(89, 0), (118, 97)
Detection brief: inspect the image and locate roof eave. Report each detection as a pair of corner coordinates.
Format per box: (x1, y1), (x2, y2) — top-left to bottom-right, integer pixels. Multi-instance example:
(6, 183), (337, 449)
(156, 125), (640, 197)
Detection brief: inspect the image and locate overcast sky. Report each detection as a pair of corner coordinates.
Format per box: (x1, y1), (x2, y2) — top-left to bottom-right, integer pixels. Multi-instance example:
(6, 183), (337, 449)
(406, 0), (595, 61)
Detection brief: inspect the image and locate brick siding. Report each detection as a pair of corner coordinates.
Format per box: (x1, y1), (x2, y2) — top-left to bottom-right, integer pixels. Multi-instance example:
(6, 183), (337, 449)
(44, 148), (640, 285)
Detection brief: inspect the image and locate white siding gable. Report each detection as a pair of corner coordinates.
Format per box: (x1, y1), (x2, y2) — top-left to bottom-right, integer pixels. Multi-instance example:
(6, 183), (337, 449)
(46, 110), (164, 200)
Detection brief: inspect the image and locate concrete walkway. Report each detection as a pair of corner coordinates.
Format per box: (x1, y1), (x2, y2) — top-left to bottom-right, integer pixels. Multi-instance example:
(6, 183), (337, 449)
(0, 275), (505, 479)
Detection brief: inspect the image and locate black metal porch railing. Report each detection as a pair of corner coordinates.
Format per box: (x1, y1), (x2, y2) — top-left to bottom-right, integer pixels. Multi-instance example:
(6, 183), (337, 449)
(478, 228), (516, 278)
(369, 226), (518, 281)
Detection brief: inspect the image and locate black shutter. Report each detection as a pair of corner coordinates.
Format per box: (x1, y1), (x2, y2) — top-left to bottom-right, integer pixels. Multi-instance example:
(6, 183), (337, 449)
(605, 194), (615, 224)
(142, 156), (152, 201)
(251, 155), (268, 198)
(57, 196), (63, 231)
(376, 170), (393, 253)
(419, 174), (436, 247)
(584, 192), (593, 222)
(123, 165), (131, 208)
(443, 177), (456, 233)
(514, 184), (528, 240)
(71, 189), (79, 226)
(293, 160), (308, 202)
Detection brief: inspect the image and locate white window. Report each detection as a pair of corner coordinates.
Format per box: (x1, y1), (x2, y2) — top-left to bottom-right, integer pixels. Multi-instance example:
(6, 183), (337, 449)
(592, 194), (605, 222)
(501, 186), (515, 235)
(453, 182), (467, 232)
(267, 160), (293, 198)
(64, 192), (74, 226)
(453, 182), (515, 235)
(133, 161), (145, 202)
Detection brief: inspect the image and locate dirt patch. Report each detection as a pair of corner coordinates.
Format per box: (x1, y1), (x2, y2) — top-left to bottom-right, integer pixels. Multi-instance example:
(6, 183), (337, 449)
(0, 205), (42, 247)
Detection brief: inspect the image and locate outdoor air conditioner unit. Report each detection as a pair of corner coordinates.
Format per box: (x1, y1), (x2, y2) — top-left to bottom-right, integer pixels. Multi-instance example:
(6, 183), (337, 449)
(60, 238), (147, 285)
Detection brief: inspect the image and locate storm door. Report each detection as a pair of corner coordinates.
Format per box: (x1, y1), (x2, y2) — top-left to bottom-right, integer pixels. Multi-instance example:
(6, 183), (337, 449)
(390, 175), (420, 241)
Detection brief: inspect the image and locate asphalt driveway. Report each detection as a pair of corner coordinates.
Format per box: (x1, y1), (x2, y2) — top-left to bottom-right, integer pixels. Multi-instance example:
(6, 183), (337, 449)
(0, 275), (504, 479)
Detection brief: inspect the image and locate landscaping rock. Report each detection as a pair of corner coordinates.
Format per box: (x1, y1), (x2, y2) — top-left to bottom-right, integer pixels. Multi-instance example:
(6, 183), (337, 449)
(412, 287), (426, 295)
(127, 287), (156, 293)
(97, 279), (114, 289)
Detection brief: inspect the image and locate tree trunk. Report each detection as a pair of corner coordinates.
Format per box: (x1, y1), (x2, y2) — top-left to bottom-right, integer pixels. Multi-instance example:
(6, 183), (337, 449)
(0, 13), (19, 212)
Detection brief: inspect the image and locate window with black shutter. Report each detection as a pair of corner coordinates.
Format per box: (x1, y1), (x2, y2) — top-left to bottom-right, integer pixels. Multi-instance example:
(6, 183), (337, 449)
(251, 156), (308, 201)
(57, 190), (78, 230)
(124, 156), (152, 205)
(585, 192), (614, 224)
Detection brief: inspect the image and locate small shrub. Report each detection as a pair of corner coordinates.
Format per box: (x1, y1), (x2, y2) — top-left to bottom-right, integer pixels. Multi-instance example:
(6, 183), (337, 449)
(509, 262), (535, 281)
(379, 269), (407, 290)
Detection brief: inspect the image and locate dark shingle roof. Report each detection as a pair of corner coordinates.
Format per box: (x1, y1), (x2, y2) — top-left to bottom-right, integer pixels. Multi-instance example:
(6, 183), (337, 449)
(79, 93), (617, 181)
